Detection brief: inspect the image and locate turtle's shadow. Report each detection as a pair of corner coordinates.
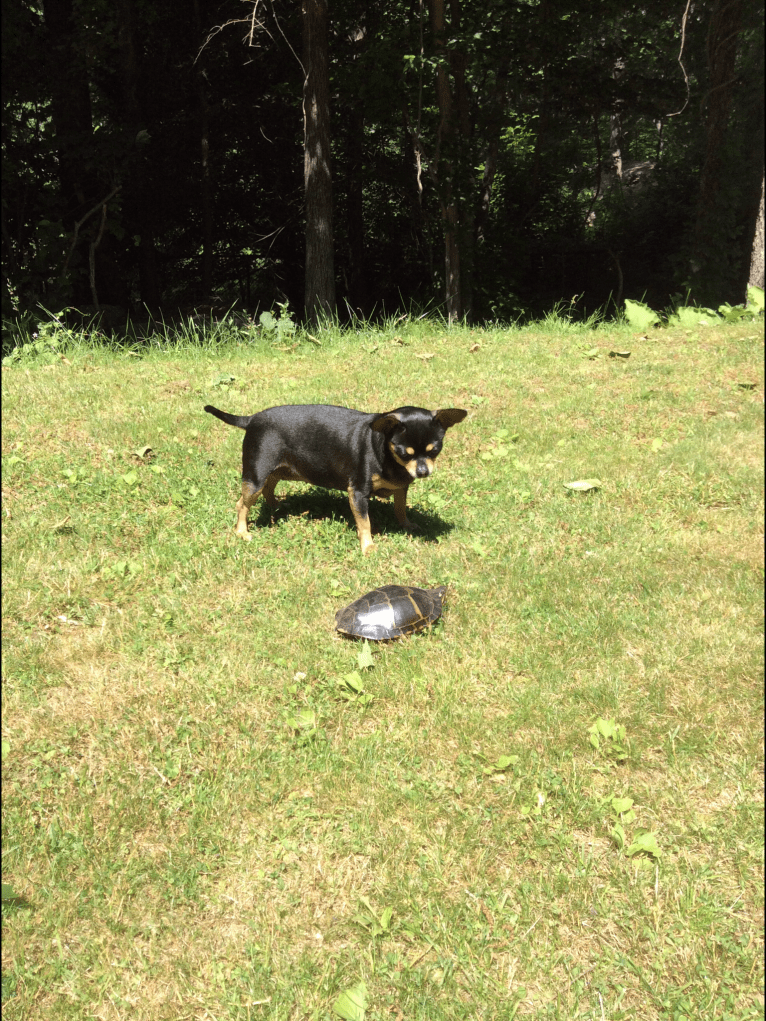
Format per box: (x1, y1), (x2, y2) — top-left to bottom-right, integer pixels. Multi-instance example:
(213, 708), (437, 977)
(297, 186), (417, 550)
(254, 488), (455, 543)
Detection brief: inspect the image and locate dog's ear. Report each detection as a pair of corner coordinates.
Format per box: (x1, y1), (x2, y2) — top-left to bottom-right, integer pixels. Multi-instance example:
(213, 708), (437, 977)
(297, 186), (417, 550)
(370, 412), (403, 434)
(432, 408), (467, 429)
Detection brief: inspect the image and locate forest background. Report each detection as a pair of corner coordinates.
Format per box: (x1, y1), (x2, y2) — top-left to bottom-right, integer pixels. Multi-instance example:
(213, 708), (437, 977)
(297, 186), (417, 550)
(1, 0), (764, 328)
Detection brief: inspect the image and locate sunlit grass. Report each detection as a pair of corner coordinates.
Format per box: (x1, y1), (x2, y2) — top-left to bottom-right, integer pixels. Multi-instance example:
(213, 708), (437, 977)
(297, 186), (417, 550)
(2, 316), (763, 1020)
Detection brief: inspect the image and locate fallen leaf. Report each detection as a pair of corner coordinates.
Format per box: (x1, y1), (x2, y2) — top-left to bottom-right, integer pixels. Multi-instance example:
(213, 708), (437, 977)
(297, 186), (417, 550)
(563, 479), (602, 491)
(333, 981), (368, 1021)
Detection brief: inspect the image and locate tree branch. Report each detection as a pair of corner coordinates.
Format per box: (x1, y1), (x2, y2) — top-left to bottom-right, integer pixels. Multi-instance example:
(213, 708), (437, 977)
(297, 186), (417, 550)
(61, 186), (121, 280)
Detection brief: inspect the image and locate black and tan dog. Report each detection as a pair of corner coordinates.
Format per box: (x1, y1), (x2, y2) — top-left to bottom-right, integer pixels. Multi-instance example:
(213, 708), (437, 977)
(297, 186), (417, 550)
(204, 403), (467, 553)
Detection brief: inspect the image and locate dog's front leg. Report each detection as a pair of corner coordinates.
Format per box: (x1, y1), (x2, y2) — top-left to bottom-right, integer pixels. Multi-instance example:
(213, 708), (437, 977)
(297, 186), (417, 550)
(393, 486), (419, 531)
(347, 486), (374, 554)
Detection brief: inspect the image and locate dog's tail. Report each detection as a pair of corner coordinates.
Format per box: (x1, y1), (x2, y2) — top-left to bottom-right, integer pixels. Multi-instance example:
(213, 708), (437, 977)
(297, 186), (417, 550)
(203, 405), (254, 430)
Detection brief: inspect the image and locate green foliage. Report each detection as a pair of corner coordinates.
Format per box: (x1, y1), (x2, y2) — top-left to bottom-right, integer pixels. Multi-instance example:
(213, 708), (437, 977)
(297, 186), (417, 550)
(352, 898), (394, 937)
(336, 671), (374, 706)
(625, 830), (662, 859)
(623, 299), (660, 331)
(625, 291), (766, 330)
(3, 0), (762, 321)
(482, 754), (519, 775)
(1, 311), (89, 365)
(356, 641), (375, 671)
(671, 305), (721, 328)
(717, 302), (755, 324)
(284, 708), (319, 743)
(588, 718), (629, 762)
(259, 301), (297, 342)
(607, 797), (662, 859)
(608, 795), (637, 850)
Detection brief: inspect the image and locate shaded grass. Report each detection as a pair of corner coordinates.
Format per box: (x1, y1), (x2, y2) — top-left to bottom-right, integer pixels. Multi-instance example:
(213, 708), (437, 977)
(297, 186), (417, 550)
(2, 318), (764, 1020)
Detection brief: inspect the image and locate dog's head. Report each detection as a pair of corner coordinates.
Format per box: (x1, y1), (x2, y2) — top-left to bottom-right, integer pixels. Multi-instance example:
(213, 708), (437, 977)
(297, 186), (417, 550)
(372, 406), (467, 479)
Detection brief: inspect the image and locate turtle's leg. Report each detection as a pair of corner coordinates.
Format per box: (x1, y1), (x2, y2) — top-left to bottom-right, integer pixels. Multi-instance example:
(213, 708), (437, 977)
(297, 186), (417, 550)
(347, 485), (374, 555)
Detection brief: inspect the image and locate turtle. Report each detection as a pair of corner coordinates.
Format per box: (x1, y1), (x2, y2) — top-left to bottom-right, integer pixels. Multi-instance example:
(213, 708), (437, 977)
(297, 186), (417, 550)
(335, 584), (447, 641)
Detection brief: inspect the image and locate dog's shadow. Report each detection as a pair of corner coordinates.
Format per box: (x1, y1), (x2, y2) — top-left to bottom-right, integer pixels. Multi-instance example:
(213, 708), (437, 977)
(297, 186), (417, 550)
(254, 488), (455, 543)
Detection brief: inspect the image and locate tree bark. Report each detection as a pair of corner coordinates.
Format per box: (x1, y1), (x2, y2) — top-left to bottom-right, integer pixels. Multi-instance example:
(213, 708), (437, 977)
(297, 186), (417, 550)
(346, 101), (367, 315)
(115, 0), (160, 307)
(194, 0), (213, 300)
(303, 0), (335, 323)
(464, 58), (508, 319)
(750, 175), (765, 290)
(689, 0), (744, 304)
(429, 0), (462, 322)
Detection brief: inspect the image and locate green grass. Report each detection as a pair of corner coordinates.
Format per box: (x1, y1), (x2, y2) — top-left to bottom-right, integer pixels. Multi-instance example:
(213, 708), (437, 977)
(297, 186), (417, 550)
(2, 315), (764, 1020)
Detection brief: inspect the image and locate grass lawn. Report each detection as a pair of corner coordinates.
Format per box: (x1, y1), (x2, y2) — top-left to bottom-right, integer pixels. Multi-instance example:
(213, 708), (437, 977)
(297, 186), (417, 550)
(2, 315), (764, 1020)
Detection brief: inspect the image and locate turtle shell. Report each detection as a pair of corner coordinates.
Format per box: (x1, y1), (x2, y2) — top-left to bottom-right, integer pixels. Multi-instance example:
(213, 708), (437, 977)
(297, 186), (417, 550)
(335, 584), (447, 641)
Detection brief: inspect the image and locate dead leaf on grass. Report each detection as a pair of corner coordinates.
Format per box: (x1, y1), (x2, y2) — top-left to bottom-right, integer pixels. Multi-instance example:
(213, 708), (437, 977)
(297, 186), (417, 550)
(563, 479), (602, 491)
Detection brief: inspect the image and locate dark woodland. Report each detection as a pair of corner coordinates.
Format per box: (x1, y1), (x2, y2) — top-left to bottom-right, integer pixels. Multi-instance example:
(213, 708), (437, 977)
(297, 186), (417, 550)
(2, 0), (764, 325)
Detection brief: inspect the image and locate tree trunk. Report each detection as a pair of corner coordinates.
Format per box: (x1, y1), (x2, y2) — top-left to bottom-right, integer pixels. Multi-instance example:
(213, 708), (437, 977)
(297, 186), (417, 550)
(739, 7), (764, 299)
(750, 175), (765, 290)
(115, 0), (160, 307)
(42, 0), (94, 303)
(194, 0), (213, 300)
(346, 101), (366, 315)
(429, 0), (463, 322)
(303, 0), (335, 323)
(464, 58), (508, 319)
(689, 0), (744, 304)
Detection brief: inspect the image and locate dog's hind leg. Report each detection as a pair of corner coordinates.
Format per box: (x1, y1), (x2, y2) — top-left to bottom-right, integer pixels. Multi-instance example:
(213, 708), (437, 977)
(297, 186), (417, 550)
(235, 480), (261, 540)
